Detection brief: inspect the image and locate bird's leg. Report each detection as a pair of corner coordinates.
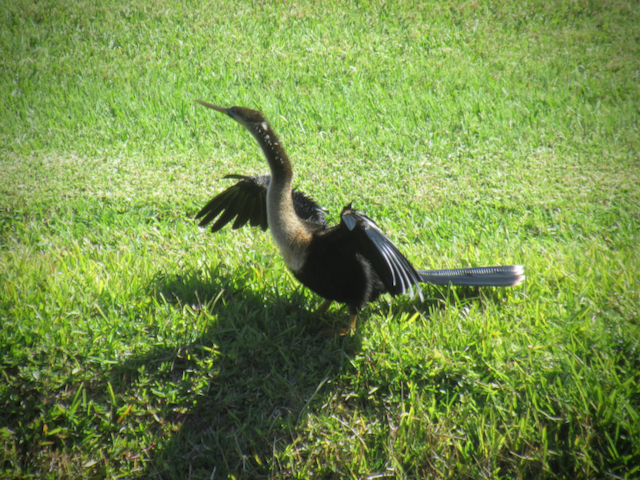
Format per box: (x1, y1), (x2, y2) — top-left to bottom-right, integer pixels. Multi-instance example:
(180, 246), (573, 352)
(315, 299), (333, 316)
(322, 314), (358, 337)
(315, 299), (357, 337)
(347, 314), (357, 332)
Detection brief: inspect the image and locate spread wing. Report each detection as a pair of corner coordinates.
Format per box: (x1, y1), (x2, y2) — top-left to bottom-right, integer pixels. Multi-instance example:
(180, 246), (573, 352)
(195, 174), (326, 233)
(340, 206), (424, 301)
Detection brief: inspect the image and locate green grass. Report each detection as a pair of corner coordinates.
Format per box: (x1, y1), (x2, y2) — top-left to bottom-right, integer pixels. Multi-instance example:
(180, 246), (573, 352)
(1, 0), (639, 478)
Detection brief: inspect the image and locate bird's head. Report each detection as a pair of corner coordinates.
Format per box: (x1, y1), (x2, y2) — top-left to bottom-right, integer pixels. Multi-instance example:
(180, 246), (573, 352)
(194, 100), (269, 134)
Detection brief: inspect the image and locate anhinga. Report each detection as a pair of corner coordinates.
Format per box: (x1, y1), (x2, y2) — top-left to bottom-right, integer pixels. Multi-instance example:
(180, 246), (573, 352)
(194, 100), (525, 333)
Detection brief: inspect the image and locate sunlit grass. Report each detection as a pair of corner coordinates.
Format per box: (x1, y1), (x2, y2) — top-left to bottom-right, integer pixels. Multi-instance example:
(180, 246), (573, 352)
(1, 0), (639, 479)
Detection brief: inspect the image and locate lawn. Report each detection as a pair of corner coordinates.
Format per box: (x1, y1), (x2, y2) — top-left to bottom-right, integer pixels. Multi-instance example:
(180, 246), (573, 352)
(1, 0), (639, 478)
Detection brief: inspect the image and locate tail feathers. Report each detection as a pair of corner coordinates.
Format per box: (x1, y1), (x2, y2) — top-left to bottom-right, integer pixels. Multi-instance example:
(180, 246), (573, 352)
(417, 265), (525, 287)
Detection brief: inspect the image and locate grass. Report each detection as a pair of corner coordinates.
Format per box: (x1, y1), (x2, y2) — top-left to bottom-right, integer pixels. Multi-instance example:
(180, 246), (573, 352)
(1, 0), (639, 478)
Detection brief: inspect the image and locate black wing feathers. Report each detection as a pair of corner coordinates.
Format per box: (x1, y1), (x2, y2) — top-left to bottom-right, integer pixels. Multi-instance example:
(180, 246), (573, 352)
(195, 187), (240, 230)
(340, 207), (424, 301)
(292, 190), (326, 225)
(195, 175), (266, 232)
(232, 191), (255, 229)
(196, 174), (325, 232)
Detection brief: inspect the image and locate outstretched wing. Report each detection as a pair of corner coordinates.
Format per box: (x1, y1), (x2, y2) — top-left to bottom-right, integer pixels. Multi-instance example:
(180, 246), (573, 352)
(195, 174), (326, 233)
(340, 206), (424, 301)
(195, 174), (269, 232)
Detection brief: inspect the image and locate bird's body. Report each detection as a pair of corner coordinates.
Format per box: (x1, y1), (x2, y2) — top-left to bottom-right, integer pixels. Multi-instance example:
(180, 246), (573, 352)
(194, 100), (524, 332)
(294, 218), (385, 312)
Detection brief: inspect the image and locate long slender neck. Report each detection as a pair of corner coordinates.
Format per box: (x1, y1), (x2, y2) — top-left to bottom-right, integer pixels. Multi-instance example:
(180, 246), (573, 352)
(249, 121), (293, 187)
(247, 121), (311, 272)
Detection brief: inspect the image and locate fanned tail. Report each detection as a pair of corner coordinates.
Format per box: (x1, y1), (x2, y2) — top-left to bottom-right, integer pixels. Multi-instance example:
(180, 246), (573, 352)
(417, 265), (525, 287)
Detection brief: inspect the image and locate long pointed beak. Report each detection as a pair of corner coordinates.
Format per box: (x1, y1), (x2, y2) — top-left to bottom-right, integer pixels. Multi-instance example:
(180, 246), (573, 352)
(194, 99), (228, 114)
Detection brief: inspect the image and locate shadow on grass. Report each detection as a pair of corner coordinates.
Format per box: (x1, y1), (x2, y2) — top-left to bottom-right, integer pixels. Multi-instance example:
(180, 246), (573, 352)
(114, 268), (509, 479)
(0, 261), (518, 479)
(126, 271), (505, 478)
(109, 266), (362, 479)
(0, 260), (516, 479)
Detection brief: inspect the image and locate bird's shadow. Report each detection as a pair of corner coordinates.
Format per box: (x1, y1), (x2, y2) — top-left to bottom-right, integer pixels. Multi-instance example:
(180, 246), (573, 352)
(108, 265), (361, 479)
(108, 265), (509, 478)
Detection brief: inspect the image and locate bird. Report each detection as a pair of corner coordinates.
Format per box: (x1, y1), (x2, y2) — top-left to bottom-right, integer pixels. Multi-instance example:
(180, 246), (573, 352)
(193, 100), (525, 334)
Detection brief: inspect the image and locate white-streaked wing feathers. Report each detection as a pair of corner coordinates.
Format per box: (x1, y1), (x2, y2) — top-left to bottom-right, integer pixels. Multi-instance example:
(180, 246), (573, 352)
(341, 210), (424, 301)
